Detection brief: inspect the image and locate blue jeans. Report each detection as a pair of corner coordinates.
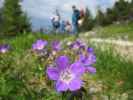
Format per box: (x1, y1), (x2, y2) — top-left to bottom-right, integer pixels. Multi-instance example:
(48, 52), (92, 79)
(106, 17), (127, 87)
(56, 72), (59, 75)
(72, 24), (78, 34)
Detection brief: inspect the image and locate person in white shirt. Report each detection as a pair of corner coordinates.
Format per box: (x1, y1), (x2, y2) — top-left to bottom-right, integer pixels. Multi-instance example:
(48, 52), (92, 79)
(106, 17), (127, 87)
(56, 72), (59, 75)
(51, 9), (61, 33)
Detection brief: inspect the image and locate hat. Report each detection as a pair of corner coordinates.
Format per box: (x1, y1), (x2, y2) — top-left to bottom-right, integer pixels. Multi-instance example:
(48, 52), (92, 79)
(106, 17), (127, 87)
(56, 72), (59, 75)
(72, 5), (76, 9)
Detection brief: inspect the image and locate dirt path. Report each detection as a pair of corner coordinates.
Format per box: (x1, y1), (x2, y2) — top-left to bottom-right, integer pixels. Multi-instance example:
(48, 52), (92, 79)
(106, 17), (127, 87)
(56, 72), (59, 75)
(90, 38), (133, 46)
(89, 38), (133, 61)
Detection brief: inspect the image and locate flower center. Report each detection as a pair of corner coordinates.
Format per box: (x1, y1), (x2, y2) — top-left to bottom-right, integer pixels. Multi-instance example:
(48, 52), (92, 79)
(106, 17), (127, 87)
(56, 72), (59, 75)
(38, 44), (44, 50)
(1, 49), (6, 53)
(73, 44), (79, 50)
(60, 69), (74, 84)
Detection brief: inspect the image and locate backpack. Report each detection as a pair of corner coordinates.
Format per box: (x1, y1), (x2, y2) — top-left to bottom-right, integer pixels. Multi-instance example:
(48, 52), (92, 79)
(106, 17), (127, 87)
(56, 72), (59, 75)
(75, 10), (81, 20)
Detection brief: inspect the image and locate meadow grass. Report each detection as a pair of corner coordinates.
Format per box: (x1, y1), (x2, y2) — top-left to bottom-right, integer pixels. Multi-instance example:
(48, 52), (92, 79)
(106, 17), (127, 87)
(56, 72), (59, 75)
(0, 33), (133, 99)
(95, 47), (133, 92)
(0, 33), (73, 53)
(93, 22), (133, 40)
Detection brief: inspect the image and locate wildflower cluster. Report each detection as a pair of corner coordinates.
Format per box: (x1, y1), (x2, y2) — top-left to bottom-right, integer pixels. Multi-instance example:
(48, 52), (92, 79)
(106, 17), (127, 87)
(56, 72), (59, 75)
(32, 39), (96, 92)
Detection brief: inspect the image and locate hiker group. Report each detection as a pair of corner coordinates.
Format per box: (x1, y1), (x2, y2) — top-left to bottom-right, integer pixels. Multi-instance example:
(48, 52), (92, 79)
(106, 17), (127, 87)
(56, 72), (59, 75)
(51, 5), (85, 34)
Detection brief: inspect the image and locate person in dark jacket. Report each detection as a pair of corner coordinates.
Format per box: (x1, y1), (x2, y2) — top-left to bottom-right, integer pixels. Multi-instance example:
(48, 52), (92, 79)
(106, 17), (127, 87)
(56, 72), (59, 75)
(72, 5), (80, 34)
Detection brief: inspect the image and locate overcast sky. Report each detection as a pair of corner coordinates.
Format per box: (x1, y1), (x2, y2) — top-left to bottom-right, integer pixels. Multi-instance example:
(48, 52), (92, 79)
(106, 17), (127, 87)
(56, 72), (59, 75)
(0, 0), (117, 29)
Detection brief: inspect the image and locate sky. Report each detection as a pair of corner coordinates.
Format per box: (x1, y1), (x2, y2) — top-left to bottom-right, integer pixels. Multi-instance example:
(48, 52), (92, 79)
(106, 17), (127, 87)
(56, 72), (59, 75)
(0, 0), (117, 30)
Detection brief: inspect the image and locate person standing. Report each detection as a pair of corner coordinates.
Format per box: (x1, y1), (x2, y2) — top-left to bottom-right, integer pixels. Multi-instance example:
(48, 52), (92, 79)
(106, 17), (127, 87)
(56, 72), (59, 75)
(51, 9), (61, 33)
(72, 5), (80, 34)
(60, 20), (66, 33)
(65, 21), (72, 34)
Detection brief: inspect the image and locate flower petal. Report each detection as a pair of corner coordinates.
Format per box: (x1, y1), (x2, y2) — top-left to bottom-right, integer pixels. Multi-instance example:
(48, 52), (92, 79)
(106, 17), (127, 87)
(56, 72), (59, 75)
(32, 39), (48, 50)
(56, 56), (69, 69)
(86, 66), (96, 74)
(56, 81), (68, 92)
(79, 54), (85, 61)
(0, 44), (10, 53)
(70, 62), (85, 76)
(52, 41), (61, 51)
(46, 67), (59, 80)
(85, 54), (96, 66)
(69, 79), (82, 91)
(87, 47), (94, 53)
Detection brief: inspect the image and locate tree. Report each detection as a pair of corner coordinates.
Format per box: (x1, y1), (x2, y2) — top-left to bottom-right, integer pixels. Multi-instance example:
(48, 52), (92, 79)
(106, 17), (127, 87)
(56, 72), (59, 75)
(0, 8), (3, 32)
(19, 13), (31, 33)
(105, 8), (118, 24)
(128, 0), (133, 21)
(94, 0), (133, 27)
(2, 0), (31, 36)
(113, 0), (130, 21)
(95, 9), (108, 26)
(79, 8), (94, 32)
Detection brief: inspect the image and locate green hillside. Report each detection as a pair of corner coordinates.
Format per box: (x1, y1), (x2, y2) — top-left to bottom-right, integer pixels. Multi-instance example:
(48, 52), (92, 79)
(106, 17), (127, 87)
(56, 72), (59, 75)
(92, 22), (133, 41)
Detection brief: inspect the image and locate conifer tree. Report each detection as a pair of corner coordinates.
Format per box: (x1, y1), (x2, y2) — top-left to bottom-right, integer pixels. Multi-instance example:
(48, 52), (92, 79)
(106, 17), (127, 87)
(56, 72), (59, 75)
(2, 0), (31, 35)
(95, 9), (107, 26)
(113, 0), (130, 21)
(0, 8), (3, 32)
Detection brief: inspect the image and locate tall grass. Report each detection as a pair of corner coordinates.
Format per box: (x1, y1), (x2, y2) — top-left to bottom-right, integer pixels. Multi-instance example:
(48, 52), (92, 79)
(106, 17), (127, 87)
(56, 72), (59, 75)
(95, 47), (133, 92)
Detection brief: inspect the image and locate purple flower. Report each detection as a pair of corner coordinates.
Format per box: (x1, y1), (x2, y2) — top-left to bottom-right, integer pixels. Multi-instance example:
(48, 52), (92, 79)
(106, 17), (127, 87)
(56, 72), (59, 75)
(79, 53), (96, 66)
(51, 41), (61, 51)
(0, 44), (10, 53)
(78, 47), (96, 74)
(86, 66), (96, 74)
(32, 39), (48, 50)
(47, 56), (85, 92)
(70, 40), (86, 50)
(70, 40), (81, 50)
(87, 47), (94, 53)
